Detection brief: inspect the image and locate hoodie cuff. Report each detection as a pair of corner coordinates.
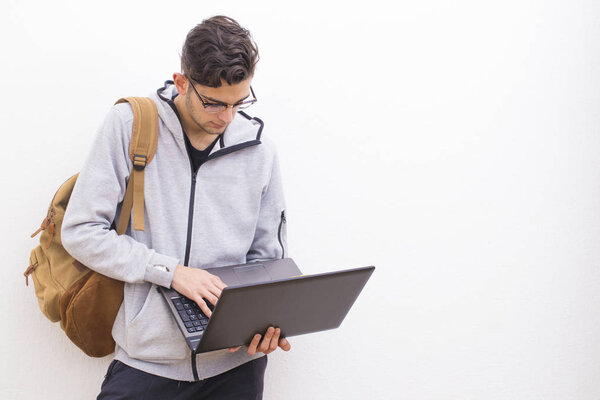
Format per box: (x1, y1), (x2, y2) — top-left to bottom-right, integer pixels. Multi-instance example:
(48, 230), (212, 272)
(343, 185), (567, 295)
(144, 252), (179, 288)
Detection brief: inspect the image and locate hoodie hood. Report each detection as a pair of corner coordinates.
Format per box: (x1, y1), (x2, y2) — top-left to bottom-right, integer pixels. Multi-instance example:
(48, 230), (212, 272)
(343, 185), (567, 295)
(152, 81), (263, 158)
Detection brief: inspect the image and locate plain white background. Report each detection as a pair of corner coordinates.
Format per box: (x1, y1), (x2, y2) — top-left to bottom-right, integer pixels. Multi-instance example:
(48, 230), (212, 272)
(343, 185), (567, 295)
(2, 0), (600, 399)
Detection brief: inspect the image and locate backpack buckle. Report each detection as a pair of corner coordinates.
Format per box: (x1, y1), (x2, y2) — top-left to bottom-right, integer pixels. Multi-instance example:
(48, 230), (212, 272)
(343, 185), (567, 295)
(133, 154), (148, 171)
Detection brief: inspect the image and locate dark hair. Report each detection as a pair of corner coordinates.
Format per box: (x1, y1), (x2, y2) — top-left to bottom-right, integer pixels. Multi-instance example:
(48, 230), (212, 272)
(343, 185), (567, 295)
(181, 16), (259, 88)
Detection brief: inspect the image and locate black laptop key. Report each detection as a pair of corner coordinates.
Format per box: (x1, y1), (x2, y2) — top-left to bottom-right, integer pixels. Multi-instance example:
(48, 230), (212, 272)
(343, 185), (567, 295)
(179, 312), (190, 322)
(171, 295), (213, 332)
(172, 298), (186, 312)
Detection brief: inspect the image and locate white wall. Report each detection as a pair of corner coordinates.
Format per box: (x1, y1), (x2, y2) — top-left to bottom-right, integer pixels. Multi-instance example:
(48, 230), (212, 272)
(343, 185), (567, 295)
(2, 0), (600, 399)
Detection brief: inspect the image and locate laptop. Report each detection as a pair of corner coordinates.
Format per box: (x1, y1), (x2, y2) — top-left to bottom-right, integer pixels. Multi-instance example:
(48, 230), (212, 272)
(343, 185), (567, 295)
(158, 258), (374, 353)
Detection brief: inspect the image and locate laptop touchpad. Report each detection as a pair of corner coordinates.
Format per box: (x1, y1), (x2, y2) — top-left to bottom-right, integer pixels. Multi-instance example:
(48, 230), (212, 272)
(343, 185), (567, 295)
(233, 264), (272, 284)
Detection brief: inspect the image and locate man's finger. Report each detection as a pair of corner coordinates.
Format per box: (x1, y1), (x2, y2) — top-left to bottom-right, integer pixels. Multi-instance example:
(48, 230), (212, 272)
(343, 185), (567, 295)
(278, 337), (291, 351)
(213, 277), (227, 291)
(229, 346), (242, 353)
(194, 297), (213, 318)
(258, 327), (275, 353)
(267, 328), (280, 354)
(202, 292), (219, 308)
(247, 334), (262, 356)
(206, 284), (223, 302)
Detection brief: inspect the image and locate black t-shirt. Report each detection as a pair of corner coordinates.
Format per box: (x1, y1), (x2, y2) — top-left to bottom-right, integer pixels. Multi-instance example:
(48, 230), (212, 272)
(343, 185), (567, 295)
(183, 133), (219, 172)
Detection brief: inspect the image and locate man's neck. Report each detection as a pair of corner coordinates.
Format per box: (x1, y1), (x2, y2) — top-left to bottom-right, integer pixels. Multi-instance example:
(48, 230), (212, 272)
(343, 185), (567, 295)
(173, 95), (218, 151)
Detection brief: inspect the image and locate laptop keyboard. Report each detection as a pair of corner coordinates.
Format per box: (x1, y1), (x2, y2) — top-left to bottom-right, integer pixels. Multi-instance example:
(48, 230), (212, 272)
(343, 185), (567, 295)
(171, 297), (214, 334)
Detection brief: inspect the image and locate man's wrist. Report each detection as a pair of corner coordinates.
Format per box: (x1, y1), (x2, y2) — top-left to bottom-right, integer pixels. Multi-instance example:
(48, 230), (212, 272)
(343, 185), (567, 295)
(171, 264), (187, 289)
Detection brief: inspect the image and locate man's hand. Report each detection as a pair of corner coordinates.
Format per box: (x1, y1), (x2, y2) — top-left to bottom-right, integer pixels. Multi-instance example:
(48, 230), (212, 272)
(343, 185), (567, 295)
(229, 326), (291, 355)
(170, 264), (226, 317)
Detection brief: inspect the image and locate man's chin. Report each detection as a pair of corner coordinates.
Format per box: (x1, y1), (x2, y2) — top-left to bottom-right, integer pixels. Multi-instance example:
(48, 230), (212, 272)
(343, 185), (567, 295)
(205, 123), (227, 135)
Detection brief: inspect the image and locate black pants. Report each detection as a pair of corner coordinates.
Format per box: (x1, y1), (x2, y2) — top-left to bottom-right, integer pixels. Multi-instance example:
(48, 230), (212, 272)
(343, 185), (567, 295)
(97, 357), (268, 400)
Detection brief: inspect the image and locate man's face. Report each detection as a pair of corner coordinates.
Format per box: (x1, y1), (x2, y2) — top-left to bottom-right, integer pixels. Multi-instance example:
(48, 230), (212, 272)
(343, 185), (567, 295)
(183, 77), (253, 136)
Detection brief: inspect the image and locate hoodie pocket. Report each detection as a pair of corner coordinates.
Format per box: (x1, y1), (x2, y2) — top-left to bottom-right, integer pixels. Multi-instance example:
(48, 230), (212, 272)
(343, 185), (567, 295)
(277, 210), (287, 259)
(125, 285), (189, 362)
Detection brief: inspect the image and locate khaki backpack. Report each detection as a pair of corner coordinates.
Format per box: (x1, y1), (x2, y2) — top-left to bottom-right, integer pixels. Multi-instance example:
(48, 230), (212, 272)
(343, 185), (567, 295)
(24, 97), (159, 357)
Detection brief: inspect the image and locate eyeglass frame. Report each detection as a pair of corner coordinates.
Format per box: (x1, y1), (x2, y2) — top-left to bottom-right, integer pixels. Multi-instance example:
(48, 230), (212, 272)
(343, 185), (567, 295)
(186, 77), (257, 114)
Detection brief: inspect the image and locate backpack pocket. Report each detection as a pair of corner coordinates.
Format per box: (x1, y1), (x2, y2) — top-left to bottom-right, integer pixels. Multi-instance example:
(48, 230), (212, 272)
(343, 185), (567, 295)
(29, 246), (62, 322)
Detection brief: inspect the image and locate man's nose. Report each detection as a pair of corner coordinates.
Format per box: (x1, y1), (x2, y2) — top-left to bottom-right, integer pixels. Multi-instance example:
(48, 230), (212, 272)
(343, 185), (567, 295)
(218, 106), (235, 123)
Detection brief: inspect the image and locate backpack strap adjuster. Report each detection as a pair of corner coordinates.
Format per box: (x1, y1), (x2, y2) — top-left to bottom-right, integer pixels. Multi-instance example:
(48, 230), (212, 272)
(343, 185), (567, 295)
(132, 154), (148, 171)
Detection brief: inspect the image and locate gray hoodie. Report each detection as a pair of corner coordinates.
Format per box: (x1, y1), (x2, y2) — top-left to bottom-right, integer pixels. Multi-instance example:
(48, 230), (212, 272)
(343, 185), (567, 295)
(62, 81), (287, 381)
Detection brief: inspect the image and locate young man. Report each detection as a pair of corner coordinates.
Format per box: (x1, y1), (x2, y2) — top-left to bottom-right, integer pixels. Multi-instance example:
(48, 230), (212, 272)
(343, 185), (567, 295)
(62, 16), (290, 399)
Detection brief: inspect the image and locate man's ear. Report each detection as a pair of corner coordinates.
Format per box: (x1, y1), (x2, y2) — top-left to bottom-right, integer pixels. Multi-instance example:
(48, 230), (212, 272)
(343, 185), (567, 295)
(173, 73), (187, 95)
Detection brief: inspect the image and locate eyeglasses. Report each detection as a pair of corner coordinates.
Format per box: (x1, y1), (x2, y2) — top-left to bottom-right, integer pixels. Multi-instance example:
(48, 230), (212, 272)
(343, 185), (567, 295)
(187, 77), (257, 114)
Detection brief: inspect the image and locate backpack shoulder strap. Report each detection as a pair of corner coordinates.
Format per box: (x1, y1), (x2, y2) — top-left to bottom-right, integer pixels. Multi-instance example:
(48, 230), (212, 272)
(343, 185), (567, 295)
(114, 97), (159, 235)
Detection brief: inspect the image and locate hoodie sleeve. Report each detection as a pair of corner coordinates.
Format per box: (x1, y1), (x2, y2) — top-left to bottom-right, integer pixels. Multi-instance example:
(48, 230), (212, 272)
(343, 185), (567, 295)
(246, 147), (288, 262)
(61, 104), (179, 288)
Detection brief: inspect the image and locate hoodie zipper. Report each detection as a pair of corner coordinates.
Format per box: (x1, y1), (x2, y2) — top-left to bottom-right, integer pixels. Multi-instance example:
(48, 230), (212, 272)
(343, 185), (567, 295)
(168, 110), (264, 382)
(160, 92), (266, 382)
(278, 210), (286, 259)
(185, 155), (200, 381)
(184, 171), (197, 267)
(185, 149), (260, 381)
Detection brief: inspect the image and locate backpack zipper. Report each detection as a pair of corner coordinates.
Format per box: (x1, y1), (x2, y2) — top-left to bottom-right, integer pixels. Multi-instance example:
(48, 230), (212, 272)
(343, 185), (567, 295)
(30, 174), (75, 243)
(31, 207), (56, 249)
(26, 175), (76, 286)
(23, 261), (39, 286)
